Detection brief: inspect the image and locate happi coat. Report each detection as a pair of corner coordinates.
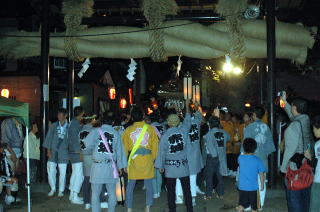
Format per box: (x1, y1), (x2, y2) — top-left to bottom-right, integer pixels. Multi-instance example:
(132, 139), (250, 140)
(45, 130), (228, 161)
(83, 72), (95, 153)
(203, 127), (230, 176)
(43, 121), (69, 163)
(244, 120), (276, 172)
(66, 118), (83, 163)
(188, 111), (204, 174)
(83, 124), (127, 184)
(155, 114), (192, 178)
(122, 121), (159, 180)
(79, 124), (94, 176)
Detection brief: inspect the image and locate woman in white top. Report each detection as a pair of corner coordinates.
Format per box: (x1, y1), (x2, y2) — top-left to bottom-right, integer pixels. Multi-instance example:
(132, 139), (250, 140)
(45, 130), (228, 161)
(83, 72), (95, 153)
(23, 121), (40, 183)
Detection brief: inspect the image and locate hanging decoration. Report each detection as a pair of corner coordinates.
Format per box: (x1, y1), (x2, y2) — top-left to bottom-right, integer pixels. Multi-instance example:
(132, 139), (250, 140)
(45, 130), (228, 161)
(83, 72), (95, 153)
(62, 0), (94, 61)
(108, 87), (116, 100)
(78, 58), (90, 78)
(216, 0), (247, 61)
(128, 88), (133, 105)
(183, 72), (192, 100)
(126, 59), (137, 81)
(176, 55), (182, 77)
(192, 81), (200, 103)
(142, 0), (178, 62)
(120, 98), (127, 109)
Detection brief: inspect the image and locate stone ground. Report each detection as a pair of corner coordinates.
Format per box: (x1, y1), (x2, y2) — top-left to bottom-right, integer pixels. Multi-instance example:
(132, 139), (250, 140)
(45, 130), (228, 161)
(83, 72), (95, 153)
(5, 177), (288, 212)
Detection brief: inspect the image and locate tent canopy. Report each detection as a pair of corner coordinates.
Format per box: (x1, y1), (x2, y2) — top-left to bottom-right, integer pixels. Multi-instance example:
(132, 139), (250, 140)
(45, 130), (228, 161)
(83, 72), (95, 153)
(0, 96), (29, 126)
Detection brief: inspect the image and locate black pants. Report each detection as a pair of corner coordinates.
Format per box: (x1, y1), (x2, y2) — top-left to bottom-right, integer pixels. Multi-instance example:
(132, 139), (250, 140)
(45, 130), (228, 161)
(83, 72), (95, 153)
(196, 168), (205, 188)
(227, 153), (239, 171)
(166, 176), (193, 212)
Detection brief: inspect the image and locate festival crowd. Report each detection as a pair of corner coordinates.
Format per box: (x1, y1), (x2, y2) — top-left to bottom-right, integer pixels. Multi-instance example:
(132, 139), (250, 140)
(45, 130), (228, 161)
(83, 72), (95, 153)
(0, 94), (319, 212)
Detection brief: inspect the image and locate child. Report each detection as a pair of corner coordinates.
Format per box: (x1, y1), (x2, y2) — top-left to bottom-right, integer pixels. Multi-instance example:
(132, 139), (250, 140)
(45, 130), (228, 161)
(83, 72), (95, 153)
(237, 138), (266, 212)
(310, 115), (320, 211)
(23, 121), (40, 183)
(155, 113), (193, 212)
(203, 116), (230, 200)
(0, 143), (20, 205)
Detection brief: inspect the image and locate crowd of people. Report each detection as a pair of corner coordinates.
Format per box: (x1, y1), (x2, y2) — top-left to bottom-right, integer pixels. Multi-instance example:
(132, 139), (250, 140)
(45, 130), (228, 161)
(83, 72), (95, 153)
(0, 94), (319, 212)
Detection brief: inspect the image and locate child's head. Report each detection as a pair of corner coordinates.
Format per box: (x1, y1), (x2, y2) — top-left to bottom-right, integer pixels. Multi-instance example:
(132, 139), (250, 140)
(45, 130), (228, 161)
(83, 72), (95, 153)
(243, 138), (257, 154)
(313, 115), (320, 139)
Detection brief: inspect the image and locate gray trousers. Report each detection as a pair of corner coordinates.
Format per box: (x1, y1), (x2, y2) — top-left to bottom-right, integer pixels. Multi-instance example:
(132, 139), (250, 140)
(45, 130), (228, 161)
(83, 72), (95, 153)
(126, 179), (153, 208)
(91, 183), (117, 212)
(83, 176), (106, 204)
(205, 156), (224, 197)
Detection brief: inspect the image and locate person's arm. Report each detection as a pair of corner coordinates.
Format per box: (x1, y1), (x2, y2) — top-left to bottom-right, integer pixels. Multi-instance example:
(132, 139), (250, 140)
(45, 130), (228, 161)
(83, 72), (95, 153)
(82, 129), (97, 153)
(259, 172), (265, 191)
(115, 131), (127, 171)
(155, 134), (168, 173)
(150, 127), (159, 160)
(280, 122), (300, 173)
(43, 124), (55, 158)
(280, 93), (294, 121)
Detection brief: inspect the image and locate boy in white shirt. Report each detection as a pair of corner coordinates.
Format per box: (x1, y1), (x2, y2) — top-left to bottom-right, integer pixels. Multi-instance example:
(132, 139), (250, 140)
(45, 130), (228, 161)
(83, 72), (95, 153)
(310, 115), (320, 211)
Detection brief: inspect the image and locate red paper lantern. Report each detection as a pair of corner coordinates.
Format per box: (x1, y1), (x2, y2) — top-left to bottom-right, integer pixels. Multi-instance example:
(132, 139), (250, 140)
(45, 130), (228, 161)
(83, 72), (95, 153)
(120, 98), (127, 109)
(109, 87), (116, 100)
(128, 88), (133, 105)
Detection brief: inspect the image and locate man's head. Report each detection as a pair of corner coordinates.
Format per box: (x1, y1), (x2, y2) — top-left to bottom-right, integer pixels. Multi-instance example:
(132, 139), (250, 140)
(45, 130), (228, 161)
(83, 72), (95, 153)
(243, 113), (251, 123)
(253, 106), (265, 121)
(208, 116), (220, 129)
(131, 107), (144, 122)
(313, 115), (320, 139)
(225, 112), (231, 121)
(167, 114), (180, 128)
(74, 106), (85, 120)
(291, 98), (308, 116)
(57, 108), (68, 122)
(101, 111), (114, 125)
(243, 138), (257, 154)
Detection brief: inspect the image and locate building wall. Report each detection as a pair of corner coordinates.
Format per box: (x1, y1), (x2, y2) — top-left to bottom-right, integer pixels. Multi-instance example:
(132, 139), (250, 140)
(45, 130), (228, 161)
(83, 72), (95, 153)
(0, 76), (41, 116)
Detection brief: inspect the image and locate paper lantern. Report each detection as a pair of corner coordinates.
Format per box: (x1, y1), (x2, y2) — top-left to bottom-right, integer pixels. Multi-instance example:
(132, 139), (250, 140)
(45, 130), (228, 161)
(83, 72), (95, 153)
(109, 87), (116, 100)
(1, 89), (9, 98)
(120, 98), (127, 109)
(183, 72), (192, 100)
(116, 176), (125, 202)
(192, 81), (200, 103)
(128, 88), (133, 105)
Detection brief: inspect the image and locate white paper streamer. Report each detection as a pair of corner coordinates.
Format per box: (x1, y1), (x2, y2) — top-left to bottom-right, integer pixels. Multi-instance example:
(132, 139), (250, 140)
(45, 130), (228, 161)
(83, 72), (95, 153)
(176, 55), (182, 76)
(127, 58), (137, 81)
(78, 58), (91, 78)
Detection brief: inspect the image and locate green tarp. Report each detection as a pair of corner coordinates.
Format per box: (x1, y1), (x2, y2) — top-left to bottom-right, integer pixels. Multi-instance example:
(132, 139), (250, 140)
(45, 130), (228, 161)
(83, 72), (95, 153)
(0, 96), (29, 126)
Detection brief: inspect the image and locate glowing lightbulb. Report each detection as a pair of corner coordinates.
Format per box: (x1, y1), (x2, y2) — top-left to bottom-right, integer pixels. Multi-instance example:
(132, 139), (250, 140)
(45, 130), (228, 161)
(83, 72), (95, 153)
(223, 62), (233, 72)
(233, 67), (243, 75)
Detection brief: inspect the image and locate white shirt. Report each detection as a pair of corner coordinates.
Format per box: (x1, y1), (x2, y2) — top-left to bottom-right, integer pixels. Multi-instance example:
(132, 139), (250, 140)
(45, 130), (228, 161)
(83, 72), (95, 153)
(314, 140), (320, 183)
(58, 121), (68, 139)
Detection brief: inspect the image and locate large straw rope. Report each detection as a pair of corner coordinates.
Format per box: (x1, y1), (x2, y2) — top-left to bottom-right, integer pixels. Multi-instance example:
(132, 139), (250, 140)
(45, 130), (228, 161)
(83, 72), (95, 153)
(143, 0), (178, 62)
(62, 0), (94, 61)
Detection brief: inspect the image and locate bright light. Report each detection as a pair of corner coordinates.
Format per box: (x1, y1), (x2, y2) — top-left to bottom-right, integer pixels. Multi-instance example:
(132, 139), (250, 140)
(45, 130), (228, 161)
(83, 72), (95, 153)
(120, 98), (127, 109)
(223, 62), (233, 72)
(1, 89), (9, 98)
(109, 87), (116, 100)
(245, 103), (251, 108)
(233, 67), (243, 75)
